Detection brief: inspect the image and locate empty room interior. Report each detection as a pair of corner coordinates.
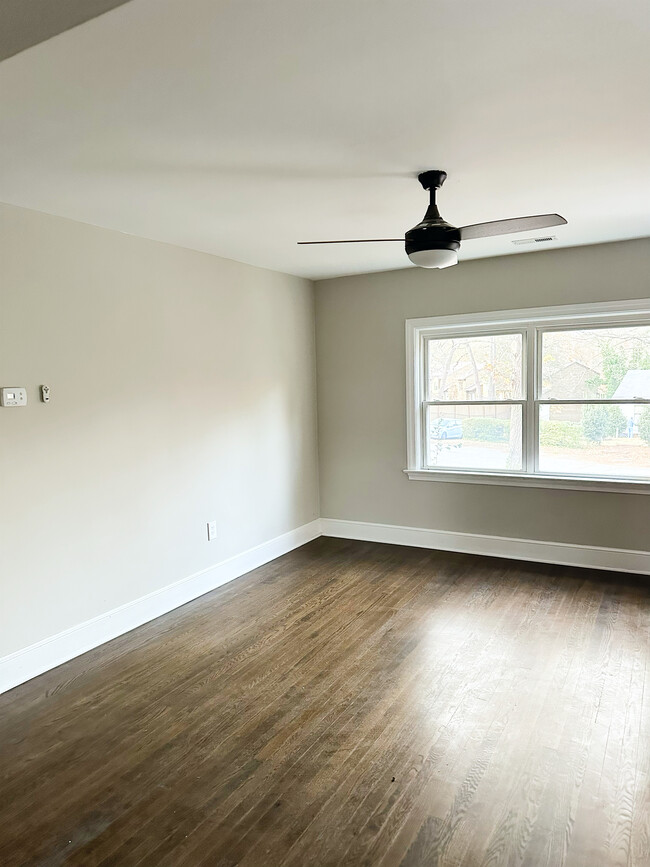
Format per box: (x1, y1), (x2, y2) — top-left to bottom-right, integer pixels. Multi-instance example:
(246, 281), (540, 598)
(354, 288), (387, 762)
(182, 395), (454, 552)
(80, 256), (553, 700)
(2, 1), (650, 865)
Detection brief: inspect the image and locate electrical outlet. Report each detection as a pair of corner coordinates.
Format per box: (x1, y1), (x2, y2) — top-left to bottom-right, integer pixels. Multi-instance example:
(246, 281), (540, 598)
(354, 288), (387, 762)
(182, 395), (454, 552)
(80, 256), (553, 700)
(207, 520), (217, 541)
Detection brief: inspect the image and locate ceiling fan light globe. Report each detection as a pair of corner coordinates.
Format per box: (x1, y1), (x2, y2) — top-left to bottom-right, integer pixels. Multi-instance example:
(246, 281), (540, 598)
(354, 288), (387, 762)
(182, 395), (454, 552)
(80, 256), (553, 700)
(407, 248), (458, 269)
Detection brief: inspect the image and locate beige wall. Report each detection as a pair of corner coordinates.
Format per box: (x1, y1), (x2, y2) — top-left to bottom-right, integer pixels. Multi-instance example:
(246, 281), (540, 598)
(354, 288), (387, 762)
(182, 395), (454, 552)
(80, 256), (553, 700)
(315, 239), (650, 552)
(0, 202), (319, 657)
(3, 207), (649, 662)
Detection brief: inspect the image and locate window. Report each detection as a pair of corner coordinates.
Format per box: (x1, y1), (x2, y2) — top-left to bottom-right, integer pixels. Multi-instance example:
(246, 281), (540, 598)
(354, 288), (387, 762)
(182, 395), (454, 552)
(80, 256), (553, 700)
(406, 300), (650, 493)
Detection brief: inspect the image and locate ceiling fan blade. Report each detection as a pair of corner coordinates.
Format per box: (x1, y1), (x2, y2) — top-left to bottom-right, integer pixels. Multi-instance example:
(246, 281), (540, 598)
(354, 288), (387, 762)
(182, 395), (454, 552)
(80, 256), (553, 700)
(459, 214), (567, 240)
(297, 238), (404, 245)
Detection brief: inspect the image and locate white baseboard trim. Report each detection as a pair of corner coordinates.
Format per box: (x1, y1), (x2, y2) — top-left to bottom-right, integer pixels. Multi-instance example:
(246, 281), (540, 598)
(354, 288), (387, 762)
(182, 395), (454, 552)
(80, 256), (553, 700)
(4, 516), (647, 695)
(0, 519), (322, 696)
(321, 518), (650, 576)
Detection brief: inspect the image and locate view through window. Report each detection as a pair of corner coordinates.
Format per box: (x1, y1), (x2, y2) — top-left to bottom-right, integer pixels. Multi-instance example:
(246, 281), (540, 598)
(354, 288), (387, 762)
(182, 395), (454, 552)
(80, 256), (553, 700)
(539, 325), (650, 478)
(410, 305), (650, 485)
(426, 333), (524, 472)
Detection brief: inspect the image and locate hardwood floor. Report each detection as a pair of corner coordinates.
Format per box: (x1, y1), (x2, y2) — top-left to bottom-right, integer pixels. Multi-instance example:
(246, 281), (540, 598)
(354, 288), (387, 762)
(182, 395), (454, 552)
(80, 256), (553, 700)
(1, 537), (650, 866)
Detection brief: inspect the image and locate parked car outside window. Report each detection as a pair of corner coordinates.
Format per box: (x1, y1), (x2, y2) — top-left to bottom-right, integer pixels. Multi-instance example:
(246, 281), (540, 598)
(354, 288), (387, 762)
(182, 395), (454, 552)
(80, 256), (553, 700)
(430, 418), (463, 440)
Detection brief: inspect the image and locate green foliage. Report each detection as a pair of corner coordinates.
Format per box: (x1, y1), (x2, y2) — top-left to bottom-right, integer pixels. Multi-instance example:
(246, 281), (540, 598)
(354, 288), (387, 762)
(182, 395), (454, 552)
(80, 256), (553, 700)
(590, 343), (650, 398)
(600, 345), (629, 397)
(539, 421), (583, 448)
(462, 417), (510, 442)
(582, 405), (608, 443)
(582, 404), (626, 443)
(639, 408), (650, 445)
(607, 405), (627, 437)
(630, 345), (650, 371)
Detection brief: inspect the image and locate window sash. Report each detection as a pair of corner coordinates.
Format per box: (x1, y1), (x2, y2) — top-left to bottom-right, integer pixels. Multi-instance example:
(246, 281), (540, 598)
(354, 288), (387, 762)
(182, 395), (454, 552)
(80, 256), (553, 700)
(535, 322), (650, 404)
(408, 300), (650, 484)
(420, 399), (650, 475)
(422, 401), (526, 473)
(535, 400), (650, 482)
(423, 329), (526, 403)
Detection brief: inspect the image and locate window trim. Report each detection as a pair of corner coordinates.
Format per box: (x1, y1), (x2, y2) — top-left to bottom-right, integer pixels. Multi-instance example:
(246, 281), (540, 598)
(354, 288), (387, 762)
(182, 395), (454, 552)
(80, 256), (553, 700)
(405, 298), (650, 494)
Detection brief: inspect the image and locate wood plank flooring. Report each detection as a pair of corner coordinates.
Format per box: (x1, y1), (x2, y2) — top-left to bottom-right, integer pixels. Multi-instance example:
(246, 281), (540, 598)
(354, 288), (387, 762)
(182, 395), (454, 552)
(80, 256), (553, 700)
(1, 537), (650, 866)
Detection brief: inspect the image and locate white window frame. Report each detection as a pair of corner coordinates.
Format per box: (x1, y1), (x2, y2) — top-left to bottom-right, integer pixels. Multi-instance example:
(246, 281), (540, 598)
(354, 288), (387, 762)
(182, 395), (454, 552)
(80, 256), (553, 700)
(405, 298), (650, 494)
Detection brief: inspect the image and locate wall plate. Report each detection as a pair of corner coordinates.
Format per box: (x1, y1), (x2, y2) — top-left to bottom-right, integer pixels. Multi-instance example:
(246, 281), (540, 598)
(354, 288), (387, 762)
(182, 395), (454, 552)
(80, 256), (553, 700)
(1, 387), (27, 407)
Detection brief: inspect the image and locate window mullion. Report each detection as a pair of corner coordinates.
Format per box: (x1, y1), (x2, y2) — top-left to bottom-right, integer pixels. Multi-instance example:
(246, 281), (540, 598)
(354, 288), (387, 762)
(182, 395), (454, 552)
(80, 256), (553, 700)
(526, 326), (537, 474)
(419, 334), (428, 468)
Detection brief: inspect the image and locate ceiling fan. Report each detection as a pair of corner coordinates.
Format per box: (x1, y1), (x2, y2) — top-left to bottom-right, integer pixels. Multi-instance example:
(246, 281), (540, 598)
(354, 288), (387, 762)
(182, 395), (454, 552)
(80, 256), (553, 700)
(298, 170), (567, 269)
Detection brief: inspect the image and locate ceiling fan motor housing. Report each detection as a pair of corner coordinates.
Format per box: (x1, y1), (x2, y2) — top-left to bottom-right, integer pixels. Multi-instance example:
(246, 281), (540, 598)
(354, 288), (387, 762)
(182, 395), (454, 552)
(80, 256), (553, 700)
(404, 221), (461, 256)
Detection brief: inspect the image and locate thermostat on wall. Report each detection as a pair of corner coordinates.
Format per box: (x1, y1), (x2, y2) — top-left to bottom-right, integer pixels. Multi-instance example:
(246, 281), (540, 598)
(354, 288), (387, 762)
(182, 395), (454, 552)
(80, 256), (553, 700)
(1, 387), (27, 407)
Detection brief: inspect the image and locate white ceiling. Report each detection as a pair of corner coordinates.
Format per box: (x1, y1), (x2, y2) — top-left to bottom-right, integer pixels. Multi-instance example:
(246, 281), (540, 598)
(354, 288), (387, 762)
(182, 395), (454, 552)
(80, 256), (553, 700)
(0, 0), (648, 279)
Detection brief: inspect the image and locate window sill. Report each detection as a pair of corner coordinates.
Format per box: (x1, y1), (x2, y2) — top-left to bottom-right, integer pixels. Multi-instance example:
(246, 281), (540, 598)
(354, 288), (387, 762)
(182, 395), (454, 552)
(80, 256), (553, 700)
(403, 468), (650, 495)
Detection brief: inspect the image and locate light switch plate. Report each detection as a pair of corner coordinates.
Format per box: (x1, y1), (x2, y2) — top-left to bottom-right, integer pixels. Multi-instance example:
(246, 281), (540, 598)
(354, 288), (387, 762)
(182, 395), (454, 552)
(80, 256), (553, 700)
(1, 387), (27, 407)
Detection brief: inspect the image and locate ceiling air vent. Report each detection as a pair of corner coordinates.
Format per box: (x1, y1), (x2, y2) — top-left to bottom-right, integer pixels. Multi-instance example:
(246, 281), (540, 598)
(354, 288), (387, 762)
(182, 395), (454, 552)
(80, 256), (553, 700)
(512, 236), (557, 246)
